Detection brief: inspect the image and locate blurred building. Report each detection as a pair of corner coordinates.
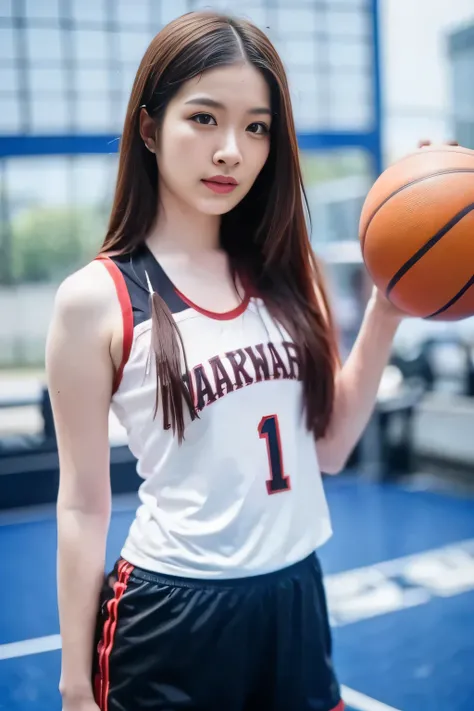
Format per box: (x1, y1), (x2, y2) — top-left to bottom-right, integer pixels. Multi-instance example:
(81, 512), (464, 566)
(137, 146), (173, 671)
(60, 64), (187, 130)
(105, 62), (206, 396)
(449, 21), (474, 148)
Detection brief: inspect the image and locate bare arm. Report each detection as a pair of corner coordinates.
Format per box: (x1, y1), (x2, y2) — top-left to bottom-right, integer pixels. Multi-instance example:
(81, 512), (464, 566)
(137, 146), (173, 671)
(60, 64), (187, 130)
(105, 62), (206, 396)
(317, 291), (402, 474)
(46, 262), (122, 705)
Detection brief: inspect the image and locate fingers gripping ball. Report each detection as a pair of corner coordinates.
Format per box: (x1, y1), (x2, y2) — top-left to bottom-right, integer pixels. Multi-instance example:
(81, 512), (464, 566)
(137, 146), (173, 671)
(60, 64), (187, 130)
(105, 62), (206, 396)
(359, 144), (474, 320)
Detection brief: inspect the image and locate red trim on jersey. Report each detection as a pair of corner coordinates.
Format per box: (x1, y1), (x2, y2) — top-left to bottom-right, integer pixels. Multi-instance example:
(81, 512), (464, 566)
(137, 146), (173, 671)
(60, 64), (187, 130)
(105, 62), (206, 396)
(330, 700), (345, 711)
(173, 285), (251, 321)
(95, 256), (134, 394)
(96, 560), (134, 711)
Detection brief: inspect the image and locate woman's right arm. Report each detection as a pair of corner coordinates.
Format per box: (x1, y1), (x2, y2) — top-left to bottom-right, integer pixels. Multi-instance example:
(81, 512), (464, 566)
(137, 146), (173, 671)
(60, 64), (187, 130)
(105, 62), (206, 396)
(46, 262), (122, 709)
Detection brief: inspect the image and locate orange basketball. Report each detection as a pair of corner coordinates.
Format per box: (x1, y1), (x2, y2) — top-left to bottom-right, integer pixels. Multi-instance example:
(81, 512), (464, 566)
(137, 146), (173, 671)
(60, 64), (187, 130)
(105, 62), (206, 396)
(359, 144), (474, 320)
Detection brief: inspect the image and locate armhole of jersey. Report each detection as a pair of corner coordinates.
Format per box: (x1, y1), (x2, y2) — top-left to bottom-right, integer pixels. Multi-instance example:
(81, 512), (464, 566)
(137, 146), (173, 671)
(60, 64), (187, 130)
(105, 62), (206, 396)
(95, 256), (134, 395)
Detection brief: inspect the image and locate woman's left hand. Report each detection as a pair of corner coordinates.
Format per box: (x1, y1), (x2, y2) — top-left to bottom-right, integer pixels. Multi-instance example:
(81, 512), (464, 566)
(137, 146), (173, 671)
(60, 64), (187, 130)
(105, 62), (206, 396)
(370, 286), (406, 322)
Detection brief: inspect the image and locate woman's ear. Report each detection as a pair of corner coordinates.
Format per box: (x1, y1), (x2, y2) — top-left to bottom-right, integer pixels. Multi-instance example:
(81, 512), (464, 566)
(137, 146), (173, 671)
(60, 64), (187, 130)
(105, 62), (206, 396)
(139, 107), (157, 153)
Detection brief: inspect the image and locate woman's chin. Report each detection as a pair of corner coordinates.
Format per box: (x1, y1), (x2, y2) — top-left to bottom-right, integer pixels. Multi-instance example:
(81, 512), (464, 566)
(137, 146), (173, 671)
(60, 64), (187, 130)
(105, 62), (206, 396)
(194, 195), (240, 216)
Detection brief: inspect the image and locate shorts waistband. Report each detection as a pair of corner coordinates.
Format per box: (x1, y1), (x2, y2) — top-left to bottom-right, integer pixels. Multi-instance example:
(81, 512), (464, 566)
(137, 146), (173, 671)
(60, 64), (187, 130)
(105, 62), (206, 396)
(120, 553), (320, 590)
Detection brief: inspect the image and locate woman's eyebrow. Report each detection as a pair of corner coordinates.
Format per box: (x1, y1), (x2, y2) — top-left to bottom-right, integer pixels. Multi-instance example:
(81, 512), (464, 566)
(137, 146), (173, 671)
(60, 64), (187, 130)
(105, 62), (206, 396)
(185, 96), (272, 115)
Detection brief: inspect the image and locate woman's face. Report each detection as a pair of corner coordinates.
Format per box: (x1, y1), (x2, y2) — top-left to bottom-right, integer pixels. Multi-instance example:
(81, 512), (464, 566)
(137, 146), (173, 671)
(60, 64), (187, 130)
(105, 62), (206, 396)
(150, 62), (272, 216)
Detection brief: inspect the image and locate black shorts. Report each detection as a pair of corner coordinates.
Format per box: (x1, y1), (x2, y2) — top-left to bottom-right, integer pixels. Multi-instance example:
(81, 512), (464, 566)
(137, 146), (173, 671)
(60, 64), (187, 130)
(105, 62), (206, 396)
(93, 553), (344, 711)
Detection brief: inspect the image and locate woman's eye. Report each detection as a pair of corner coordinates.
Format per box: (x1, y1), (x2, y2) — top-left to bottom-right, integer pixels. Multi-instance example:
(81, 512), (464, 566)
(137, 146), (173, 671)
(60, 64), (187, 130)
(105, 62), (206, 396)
(191, 113), (217, 125)
(247, 122), (270, 135)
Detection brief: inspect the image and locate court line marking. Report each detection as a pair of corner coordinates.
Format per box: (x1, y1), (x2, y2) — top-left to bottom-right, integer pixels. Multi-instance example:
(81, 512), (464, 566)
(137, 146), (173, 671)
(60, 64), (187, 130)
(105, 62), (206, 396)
(0, 634), (61, 660)
(341, 685), (401, 711)
(0, 637), (402, 711)
(325, 537), (474, 583)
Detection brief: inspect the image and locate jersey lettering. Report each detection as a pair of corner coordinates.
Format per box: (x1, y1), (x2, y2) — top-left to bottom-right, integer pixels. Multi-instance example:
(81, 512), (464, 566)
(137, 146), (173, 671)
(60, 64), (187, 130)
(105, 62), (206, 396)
(186, 341), (302, 412)
(226, 349), (253, 388)
(193, 365), (218, 410)
(267, 343), (289, 379)
(282, 342), (300, 379)
(244, 344), (270, 382)
(209, 356), (234, 398)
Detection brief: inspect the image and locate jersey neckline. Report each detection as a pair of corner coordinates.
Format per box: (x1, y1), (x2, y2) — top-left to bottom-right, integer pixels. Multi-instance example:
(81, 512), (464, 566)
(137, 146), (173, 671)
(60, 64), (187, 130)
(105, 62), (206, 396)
(144, 244), (251, 321)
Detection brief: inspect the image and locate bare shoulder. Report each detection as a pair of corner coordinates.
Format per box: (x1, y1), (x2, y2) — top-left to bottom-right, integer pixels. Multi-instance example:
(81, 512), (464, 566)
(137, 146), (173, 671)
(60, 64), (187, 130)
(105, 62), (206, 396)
(53, 259), (119, 328)
(47, 259), (125, 383)
(46, 259), (125, 408)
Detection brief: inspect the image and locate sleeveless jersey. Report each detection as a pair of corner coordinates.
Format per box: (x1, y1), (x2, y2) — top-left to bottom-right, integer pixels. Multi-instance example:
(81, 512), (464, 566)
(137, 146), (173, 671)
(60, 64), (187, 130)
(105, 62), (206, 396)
(98, 245), (332, 579)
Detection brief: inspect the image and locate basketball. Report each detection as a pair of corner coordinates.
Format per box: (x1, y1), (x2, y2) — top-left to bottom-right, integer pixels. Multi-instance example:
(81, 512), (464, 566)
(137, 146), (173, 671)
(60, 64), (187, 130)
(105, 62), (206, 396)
(359, 144), (474, 320)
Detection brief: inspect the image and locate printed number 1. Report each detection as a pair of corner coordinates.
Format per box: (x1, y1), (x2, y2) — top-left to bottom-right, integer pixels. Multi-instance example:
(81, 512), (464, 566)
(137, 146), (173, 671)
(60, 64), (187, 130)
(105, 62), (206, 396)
(258, 415), (291, 495)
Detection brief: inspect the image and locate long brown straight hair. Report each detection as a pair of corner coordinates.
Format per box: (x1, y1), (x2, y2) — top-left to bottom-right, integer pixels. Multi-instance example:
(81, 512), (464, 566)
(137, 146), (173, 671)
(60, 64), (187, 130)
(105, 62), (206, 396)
(100, 11), (340, 442)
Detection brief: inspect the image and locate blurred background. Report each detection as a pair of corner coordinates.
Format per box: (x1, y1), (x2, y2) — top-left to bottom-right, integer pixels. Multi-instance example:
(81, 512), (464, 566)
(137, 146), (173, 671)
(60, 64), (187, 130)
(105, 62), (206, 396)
(1, 2), (474, 711)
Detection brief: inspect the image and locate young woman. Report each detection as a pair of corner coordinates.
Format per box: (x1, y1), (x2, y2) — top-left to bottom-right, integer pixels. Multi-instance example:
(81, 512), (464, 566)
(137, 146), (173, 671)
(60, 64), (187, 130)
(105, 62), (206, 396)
(47, 11), (406, 711)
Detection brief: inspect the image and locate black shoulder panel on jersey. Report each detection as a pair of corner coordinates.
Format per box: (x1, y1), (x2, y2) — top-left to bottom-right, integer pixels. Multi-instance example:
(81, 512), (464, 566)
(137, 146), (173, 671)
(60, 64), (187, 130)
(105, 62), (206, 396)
(110, 245), (188, 327)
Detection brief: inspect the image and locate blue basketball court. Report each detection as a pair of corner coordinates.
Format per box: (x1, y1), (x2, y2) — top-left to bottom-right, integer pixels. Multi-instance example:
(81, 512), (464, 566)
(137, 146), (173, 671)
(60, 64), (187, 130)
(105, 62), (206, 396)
(1, 474), (473, 711)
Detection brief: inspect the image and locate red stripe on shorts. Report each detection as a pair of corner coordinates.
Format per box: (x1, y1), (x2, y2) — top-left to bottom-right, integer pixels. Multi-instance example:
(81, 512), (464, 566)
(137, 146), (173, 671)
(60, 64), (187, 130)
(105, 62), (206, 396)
(96, 560), (134, 711)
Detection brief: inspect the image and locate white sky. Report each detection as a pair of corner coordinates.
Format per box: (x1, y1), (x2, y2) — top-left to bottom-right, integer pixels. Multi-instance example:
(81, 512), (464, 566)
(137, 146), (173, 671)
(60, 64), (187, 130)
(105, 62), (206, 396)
(380, 0), (474, 161)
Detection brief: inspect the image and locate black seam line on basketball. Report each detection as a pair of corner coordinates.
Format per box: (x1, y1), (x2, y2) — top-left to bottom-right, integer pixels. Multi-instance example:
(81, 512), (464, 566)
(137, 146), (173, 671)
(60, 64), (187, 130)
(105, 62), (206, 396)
(361, 168), (474, 247)
(385, 202), (474, 297)
(425, 274), (474, 319)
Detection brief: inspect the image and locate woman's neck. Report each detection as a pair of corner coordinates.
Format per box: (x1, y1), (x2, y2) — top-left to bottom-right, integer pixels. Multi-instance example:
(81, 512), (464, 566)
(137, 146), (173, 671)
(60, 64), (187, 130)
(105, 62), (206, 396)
(147, 184), (222, 256)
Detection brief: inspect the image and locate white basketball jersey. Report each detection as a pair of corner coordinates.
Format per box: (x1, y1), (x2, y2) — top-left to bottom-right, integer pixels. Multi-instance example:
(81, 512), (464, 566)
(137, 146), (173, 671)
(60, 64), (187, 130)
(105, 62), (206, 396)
(99, 246), (332, 580)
